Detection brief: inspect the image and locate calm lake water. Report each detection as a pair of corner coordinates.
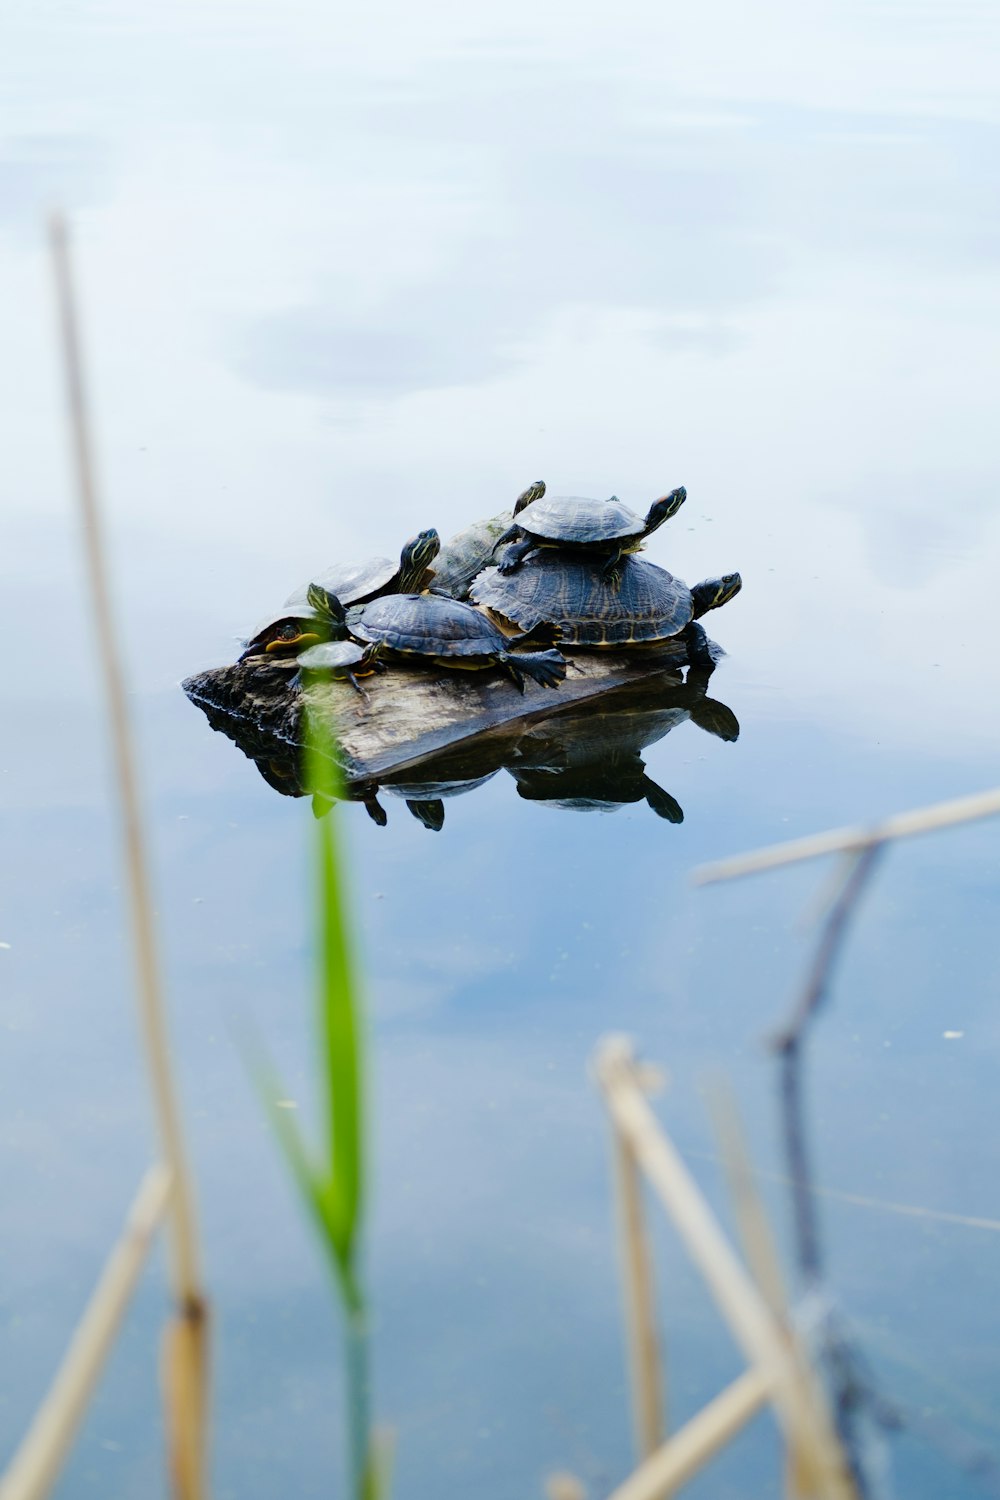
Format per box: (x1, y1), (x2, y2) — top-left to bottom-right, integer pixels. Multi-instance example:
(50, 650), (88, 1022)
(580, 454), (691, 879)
(3, 4), (1000, 1496)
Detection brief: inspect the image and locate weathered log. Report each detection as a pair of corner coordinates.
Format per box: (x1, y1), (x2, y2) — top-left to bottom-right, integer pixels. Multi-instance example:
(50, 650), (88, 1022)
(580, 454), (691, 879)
(183, 640), (703, 785)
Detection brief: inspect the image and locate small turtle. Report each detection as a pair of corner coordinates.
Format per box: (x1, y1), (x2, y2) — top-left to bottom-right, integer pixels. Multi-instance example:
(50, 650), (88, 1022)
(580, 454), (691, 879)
(472, 554), (741, 669)
(326, 589), (567, 691)
(431, 481), (545, 600)
(295, 639), (384, 695)
(240, 528), (440, 660)
(496, 487), (687, 579)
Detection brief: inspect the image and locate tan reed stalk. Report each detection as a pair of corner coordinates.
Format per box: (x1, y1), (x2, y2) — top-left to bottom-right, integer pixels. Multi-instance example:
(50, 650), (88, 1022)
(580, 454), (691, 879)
(603, 1365), (772, 1500)
(693, 784), (1000, 885)
(707, 1081), (787, 1320)
(48, 215), (209, 1493)
(594, 1038), (858, 1500)
(0, 1167), (173, 1500)
(545, 1473), (588, 1500)
(708, 1083), (817, 1497)
(611, 1103), (666, 1457)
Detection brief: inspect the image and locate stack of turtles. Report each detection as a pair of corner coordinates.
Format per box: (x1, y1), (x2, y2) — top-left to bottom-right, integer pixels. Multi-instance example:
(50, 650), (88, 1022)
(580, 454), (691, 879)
(237, 478), (741, 693)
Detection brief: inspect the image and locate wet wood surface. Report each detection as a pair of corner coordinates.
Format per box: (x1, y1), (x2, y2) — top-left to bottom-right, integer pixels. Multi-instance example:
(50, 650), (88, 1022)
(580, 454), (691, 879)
(184, 640), (698, 784)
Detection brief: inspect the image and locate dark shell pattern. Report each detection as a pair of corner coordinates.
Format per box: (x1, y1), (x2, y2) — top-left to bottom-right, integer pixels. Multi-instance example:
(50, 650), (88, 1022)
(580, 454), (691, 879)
(472, 554), (693, 646)
(513, 494), (645, 545)
(430, 511), (512, 598)
(350, 593), (511, 658)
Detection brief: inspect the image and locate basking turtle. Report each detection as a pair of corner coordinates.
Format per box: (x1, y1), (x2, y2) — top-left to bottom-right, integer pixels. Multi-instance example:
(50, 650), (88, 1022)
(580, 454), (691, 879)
(496, 487), (687, 578)
(321, 589), (567, 691)
(295, 639), (384, 695)
(472, 554), (741, 668)
(239, 528), (440, 660)
(431, 481), (545, 600)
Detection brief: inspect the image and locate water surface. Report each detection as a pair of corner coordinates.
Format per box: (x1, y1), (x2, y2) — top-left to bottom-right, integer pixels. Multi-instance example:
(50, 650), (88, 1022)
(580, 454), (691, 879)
(3, 3), (1000, 1496)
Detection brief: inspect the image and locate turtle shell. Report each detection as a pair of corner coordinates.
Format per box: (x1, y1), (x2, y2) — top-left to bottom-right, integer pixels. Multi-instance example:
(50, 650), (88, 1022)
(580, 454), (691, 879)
(241, 603), (329, 659)
(350, 593), (509, 659)
(284, 555), (398, 611)
(296, 640), (369, 672)
(471, 554), (693, 646)
(513, 494), (644, 546)
(430, 512), (512, 599)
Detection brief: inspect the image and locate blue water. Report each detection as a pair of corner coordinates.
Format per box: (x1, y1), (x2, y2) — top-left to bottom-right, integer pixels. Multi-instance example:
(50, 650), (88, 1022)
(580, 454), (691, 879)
(3, 3), (1000, 1496)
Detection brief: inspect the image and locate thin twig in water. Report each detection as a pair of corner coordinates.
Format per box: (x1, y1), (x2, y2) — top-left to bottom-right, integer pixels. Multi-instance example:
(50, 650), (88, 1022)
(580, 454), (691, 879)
(771, 845), (883, 1287)
(768, 846), (883, 1496)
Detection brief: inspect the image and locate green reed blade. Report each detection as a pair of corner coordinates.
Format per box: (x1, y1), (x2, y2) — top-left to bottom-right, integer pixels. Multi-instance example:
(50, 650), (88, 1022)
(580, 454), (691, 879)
(304, 704), (365, 1285)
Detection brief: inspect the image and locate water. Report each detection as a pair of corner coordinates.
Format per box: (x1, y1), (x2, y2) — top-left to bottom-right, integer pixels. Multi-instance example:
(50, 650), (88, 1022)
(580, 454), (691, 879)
(3, 3), (1000, 1495)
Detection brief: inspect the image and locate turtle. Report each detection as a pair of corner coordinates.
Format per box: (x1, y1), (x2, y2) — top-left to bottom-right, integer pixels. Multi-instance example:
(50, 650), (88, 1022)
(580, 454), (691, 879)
(430, 481), (545, 600)
(295, 638), (384, 695)
(471, 553), (742, 669)
(314, 588), (567, 691)
(495, 487), (687, 579)
(239, 528), (440, 660)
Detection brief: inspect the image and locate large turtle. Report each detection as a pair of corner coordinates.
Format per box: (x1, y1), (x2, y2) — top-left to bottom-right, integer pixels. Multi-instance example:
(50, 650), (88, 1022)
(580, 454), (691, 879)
(496, 487), (687, 578)
(239, 528), (440, 660)
(472, 553), (741, 669)
(431, 481), (545, 600)
(308, 587), (567, 692)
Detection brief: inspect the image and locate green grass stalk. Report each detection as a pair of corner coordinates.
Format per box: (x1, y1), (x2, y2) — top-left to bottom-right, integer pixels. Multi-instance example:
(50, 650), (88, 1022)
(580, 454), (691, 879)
(254, 687), (379, 1497)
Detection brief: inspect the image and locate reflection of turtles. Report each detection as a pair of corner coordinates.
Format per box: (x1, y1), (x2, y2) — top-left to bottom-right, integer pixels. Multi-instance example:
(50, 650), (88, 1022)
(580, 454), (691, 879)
(496, 488), (686, 577)
(507, 666), (738, 821)
(473, 554), (741, 669)
(324, 590), (568, 692)
(317, 728), (513, 829)
(240, 528), (440, 659)
(431, 481), (545, 600)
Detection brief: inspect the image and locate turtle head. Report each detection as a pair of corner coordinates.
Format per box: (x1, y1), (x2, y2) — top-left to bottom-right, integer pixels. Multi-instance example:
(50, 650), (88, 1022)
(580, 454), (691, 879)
(513, 480), (546, 515)
(399, 528), (441, 590)
(643, 486), (687, 536)
(305, 584), (349, 637)
(690, 572), (742, 619)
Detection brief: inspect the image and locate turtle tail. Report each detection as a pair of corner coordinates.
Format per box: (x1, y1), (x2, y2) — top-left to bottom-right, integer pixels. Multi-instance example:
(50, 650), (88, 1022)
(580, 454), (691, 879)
(690, 572), (742, 619)
(502, 648), (567, 691)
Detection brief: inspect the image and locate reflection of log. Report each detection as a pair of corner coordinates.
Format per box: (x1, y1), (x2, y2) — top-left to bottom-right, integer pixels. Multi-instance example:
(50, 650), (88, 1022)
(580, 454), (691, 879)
(183, 639), (703, 784)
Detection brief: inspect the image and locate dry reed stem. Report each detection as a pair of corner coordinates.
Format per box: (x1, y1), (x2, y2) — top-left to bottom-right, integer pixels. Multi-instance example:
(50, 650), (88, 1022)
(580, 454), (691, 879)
(0, 1166), (173, 1500)
(612, 1128), (666, 1458)
(693, 784), (1000, 886)
(604, 1365), (771, 1500)
(707, 1082), (787, 1321)
(546, 1473), (588, 1500)
(707, 1085), (817, 1499)
(162, 1304), (211, 1500)
(49, 214), (202, 1304)
(594, 1038), (857, 1500)
(49, 215), (209, 1497)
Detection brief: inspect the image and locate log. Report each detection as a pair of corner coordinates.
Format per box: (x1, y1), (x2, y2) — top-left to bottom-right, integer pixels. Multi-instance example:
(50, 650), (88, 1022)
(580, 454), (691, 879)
(183, 640), (704, 786)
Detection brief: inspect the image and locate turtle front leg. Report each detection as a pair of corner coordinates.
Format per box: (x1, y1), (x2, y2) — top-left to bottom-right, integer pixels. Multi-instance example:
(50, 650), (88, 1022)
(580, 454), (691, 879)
(345, 672), (371, 701)
(599, 546), (627, 586)
(496, 536), (535, 575)
(680, 620), (715, 673)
